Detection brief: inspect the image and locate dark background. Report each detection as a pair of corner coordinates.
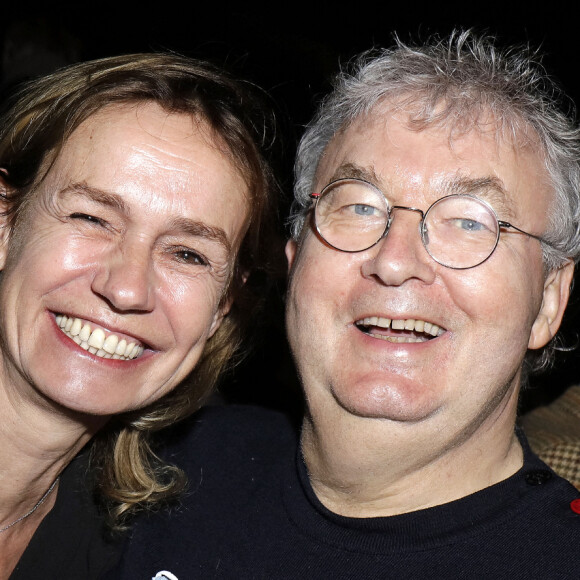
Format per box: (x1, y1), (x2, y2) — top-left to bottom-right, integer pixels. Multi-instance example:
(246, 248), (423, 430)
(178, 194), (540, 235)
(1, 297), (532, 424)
(2, 2), (579, 418)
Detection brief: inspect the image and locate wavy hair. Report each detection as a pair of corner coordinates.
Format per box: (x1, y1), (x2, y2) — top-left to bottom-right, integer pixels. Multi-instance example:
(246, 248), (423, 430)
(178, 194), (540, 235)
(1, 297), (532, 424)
(0, 52), (279, 529)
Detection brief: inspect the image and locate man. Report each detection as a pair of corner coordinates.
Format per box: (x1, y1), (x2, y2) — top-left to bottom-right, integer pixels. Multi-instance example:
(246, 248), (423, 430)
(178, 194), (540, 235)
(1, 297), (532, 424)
(115, 32), (580, 579)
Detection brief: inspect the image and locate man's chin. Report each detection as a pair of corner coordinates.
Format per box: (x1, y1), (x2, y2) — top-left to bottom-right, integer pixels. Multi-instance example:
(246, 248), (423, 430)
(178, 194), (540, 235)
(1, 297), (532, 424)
(329, 379), (443, 424)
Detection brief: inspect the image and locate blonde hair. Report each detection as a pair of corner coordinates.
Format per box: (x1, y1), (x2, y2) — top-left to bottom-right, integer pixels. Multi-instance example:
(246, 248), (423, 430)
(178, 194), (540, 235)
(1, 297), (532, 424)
(0, 53), (278, 530)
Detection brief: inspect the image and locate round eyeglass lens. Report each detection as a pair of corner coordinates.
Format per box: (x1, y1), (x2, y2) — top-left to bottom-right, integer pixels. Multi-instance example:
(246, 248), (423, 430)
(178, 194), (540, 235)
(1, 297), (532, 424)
(314, 179), (389, 252)
(422, 195), (500, 269)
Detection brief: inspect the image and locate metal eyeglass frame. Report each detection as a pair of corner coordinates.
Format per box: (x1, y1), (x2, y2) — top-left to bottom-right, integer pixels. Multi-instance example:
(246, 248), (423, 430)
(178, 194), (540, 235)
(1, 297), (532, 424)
(310, 177), (552, 270)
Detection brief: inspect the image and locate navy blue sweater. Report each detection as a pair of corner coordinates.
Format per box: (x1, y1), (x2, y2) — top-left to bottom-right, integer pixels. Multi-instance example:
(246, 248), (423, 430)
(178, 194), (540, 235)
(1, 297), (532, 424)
(113, 405), (580, 579)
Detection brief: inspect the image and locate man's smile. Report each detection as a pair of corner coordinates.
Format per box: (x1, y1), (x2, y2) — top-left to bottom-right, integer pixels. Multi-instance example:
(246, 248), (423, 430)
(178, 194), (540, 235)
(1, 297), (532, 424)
(355, 316), (446, 343)
(56, 314), (145, 360)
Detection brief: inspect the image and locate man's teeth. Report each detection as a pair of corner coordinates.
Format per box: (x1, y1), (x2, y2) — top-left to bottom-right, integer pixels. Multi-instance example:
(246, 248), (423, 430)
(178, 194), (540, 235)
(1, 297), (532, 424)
(55, 315), (144, 360)
(357, 316), (445, 342)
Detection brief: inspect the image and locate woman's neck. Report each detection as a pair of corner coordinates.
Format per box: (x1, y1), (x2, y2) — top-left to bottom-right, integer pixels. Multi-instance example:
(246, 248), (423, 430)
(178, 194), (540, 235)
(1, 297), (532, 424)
(0, 365), (105, 578)
(0, 475), (60, 580)
(0, 364), (103, 532)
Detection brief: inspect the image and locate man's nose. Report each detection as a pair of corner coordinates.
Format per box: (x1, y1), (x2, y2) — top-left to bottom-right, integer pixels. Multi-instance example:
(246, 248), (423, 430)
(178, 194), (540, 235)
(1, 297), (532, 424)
(91, 238), (156, 312)
(360, 207), (436, 286)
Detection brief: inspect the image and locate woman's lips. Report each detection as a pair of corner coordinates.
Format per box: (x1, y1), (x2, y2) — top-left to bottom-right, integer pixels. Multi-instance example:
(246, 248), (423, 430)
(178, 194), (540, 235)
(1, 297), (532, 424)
(55, 314), (145, 360)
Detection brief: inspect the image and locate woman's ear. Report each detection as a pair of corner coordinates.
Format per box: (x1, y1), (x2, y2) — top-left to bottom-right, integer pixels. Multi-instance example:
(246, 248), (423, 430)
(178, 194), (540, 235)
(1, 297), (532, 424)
(208, 268), (249, 338)
(0, 170), (12, 270)
(529, 261), (575, 350)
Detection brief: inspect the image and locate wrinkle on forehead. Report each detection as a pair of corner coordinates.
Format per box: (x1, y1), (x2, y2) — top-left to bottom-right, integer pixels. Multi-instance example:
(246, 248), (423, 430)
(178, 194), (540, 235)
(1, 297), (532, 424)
(371, 95), (545, 153)
(133, 103), (251, 196)
(324, 97), (547, 177)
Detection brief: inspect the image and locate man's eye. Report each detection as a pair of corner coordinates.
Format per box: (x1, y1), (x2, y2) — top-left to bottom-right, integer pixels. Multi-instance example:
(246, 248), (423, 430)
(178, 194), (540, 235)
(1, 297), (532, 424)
(453, 218), (488, 232)
(353, 204), (376, 216)
(337, 204), (383, 219)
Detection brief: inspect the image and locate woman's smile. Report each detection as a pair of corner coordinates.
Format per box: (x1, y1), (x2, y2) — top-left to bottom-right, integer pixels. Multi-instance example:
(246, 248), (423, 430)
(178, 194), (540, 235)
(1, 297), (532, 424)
(55, 314), (145, 360)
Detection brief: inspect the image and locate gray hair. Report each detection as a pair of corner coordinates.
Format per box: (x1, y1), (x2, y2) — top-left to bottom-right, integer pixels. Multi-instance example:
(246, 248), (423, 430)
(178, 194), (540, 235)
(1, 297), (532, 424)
(291, 31), (580, 269)
(290, 30), (580, 373)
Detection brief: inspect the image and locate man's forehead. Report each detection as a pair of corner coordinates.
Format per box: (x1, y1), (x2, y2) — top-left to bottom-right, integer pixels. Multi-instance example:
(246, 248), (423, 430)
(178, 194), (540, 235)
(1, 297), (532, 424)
(316, 109), (552, 219)
(322, 100), (545, 167)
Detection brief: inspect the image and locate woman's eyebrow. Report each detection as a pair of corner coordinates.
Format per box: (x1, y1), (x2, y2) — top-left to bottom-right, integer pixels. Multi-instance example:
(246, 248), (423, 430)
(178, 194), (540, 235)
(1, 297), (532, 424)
(59, 182), (130, 213)
(167, 217), (232, 252)
(60, 182), (232, 250)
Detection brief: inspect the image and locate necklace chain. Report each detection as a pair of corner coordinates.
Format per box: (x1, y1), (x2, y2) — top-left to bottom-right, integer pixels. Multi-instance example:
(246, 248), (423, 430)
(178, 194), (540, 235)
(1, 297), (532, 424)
(0, 477), (60, 534)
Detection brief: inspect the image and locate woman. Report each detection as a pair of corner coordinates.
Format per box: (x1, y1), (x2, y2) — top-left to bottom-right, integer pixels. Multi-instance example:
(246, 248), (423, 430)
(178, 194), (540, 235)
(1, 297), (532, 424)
(0, 53), (277, 578)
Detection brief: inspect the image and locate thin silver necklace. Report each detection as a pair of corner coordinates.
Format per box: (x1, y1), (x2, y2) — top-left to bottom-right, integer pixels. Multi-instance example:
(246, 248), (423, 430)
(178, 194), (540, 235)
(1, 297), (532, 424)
(0, 477), (60, 533)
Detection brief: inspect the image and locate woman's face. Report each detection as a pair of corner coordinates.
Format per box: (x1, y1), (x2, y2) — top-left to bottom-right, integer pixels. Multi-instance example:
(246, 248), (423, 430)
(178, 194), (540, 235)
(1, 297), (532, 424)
(0, 102), (250, 416)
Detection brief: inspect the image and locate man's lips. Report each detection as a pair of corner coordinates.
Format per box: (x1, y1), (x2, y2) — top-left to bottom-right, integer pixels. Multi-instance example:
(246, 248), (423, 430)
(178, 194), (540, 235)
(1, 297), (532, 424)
(355, 316), (446, 343)
(55, 314), (145, 360)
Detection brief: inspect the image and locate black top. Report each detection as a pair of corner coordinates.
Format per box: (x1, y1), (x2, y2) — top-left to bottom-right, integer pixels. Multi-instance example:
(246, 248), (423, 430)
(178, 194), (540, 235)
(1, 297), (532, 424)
(10, 450), (124, 579)
(113, 405), (580, 579)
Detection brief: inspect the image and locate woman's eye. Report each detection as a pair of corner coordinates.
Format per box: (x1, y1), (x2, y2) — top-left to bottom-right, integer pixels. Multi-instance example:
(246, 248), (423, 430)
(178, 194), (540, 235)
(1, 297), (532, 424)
(175, 249), (208, 266)
(69, 212), (104, 226)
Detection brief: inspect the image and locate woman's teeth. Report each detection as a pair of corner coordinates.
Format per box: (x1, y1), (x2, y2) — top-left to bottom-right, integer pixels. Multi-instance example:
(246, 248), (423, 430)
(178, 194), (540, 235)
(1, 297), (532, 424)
(56, 315), (144, 360)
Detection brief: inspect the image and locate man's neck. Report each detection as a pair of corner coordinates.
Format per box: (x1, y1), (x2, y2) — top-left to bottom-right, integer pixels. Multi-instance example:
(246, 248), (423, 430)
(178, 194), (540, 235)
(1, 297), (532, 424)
(301, 389), (523, 518)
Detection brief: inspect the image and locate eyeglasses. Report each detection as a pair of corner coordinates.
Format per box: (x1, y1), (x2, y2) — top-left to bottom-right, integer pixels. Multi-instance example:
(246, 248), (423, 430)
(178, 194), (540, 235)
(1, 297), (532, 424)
(310, 178), (550, 270)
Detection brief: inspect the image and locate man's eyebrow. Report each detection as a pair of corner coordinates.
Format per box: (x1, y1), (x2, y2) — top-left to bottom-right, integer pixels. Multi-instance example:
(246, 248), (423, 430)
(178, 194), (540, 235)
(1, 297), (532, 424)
(325, 163), (382, 186)
(325, 165), (516, 218)
(60, 183), (129, 213)
(443, 175), (515, 218)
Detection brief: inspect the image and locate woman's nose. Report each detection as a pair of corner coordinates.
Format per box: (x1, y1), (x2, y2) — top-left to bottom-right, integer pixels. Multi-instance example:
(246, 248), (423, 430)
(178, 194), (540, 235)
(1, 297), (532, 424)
(91, 238), (155, 312)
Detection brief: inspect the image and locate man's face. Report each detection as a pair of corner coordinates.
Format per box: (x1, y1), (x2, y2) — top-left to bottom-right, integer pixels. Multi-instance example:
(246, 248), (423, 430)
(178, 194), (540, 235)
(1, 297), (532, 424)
(0, 102), (249, 417)
(286, 110), (571, 438)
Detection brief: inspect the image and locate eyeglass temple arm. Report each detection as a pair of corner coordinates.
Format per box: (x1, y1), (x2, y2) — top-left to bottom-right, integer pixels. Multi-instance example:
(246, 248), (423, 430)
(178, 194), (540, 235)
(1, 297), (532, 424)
(498, 220), (553, 247)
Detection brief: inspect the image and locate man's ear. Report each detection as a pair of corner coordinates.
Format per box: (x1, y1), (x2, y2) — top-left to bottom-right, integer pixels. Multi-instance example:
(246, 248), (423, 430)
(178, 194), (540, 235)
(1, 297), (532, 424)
(285, 239), (298, 273)
(528, 261), (575, 350)
(0, 170), (12, 270)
